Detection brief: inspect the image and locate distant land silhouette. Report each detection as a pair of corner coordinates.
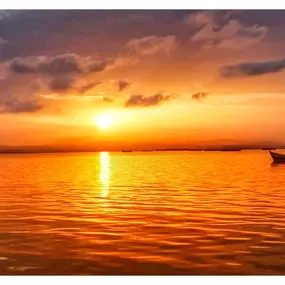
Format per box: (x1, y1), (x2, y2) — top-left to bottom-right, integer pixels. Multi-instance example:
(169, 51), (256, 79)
(0, 144), (280, 154)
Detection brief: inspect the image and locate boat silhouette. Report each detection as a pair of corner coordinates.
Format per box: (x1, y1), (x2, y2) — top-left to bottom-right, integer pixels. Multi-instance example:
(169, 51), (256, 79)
(269, 151), (285, 163)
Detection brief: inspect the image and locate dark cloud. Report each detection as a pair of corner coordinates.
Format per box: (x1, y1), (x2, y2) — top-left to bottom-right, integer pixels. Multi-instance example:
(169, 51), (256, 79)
(192, 92), (209, 100)
(118, 79), (131, 92)
(9, 54), (110, 76)
(38, 54), (82, 75)
(221, 58), (285, 78)
(47, 78), (102, 95)
(125, 93), (175, 107)
(0, 100), (42, 114)
(7, 54), (110, 97)
(9, 59), (36, 73)
(49, 76), (74, 92)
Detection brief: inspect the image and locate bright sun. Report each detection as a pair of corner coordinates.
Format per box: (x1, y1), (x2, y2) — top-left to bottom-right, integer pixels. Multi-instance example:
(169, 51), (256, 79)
(94, 114), (114, 129)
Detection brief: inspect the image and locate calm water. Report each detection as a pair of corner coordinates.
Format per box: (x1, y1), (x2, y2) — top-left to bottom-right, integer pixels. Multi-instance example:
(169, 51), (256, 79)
(1, 151), (285, 275)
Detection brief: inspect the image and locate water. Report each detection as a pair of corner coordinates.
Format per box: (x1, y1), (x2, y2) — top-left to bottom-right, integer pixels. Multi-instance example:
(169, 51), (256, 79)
(0, 151), (285, 275)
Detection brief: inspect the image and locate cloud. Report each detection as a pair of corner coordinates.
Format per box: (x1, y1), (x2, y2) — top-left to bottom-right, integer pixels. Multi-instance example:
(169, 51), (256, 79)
(0, 76), (46, 114)
(9, 54), (110, 76)
(125, 93), (175, 107)
(126, 35), (176, 56)
(218, 24), (268, 48)
(108, 55), (140, 70)
(0, 100), (42, 114)
(48, 76), (102, 94)
(192, 92), (209, 100)
(45, 78), (104, 96)
(0, 37), (8, 57)
(186, 11), (239, 28)
(186, 11), (214, 26)
(7, 54), (111, 97)
(220, 58), (285, 78)
(41, 93), (113, 104)
(79, 81), (102, 94)
(118, 79), (131, 92)
(190, 11), (268, 48)
(102, 96), (114, 103)
(49, 76), (74, 92)
(0, 37), (8, 45)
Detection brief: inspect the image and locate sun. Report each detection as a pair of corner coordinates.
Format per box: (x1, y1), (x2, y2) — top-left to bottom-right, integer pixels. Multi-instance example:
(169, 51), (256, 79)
(94, 114), (114, 129)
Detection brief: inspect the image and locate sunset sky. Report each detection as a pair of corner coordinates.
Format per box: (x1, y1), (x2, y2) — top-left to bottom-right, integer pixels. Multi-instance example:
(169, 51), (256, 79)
(1, 10), (285, 150)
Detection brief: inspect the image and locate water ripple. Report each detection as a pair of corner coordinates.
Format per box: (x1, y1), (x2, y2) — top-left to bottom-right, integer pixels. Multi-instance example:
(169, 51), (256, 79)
(1, 151), (285, 274)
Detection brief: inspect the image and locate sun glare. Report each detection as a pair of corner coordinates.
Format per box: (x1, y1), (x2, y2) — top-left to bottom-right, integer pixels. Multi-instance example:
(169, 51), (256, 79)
(94, 114), (114, 129)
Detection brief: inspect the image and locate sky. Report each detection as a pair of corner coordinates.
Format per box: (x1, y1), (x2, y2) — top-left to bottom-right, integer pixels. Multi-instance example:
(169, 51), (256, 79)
(1, 10), (285, 150)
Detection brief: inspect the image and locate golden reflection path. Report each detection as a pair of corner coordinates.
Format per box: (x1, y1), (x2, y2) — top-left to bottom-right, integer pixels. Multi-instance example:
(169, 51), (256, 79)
(100, 152), (110, 198)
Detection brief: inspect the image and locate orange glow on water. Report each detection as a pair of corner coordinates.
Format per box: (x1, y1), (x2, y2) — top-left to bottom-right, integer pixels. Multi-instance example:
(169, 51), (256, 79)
(100, 152), (110, 198)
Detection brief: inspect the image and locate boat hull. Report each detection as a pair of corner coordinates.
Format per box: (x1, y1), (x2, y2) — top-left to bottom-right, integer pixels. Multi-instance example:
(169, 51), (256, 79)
(269, 151), (285, 163)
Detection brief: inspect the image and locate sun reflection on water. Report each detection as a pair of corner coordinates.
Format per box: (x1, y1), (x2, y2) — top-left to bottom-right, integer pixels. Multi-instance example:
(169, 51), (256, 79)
(100, 152), (110, 198)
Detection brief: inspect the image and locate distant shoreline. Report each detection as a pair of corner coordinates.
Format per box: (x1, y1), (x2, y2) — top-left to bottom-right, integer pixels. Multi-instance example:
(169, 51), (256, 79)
(0, 148), (279, 155)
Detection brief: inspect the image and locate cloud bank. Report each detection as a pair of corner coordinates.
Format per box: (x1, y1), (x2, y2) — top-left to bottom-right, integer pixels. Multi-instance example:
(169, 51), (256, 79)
(9, 54), (110, 76)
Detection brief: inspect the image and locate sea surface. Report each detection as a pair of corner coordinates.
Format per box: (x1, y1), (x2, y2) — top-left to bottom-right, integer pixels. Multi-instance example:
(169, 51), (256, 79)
(1, 151), (285, 275)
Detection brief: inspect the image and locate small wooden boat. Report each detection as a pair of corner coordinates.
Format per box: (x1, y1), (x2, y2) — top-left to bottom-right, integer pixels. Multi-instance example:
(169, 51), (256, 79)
(269, 151), (285, 163)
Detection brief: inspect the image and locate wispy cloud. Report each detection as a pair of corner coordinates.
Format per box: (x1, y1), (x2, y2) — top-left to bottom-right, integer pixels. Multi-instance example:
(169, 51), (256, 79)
(186, 10), (239, 28)
(189, 11), (267, 48)
(126, 35), (177, 56)
(0, 100), (42, 114)
(79, 81), (102, 94)
(0, 37), (7, 45)
(40, 93), (113, 103)
(186, 11), (215, 26)
(0, 10), (21, 21)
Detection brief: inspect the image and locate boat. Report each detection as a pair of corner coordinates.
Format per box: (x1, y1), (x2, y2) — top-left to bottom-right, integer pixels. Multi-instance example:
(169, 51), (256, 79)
(269, 151), (285, 163)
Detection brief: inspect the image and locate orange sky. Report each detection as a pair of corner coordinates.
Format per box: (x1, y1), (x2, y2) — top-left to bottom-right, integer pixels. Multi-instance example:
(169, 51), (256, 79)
(1, 10), (285, 149)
